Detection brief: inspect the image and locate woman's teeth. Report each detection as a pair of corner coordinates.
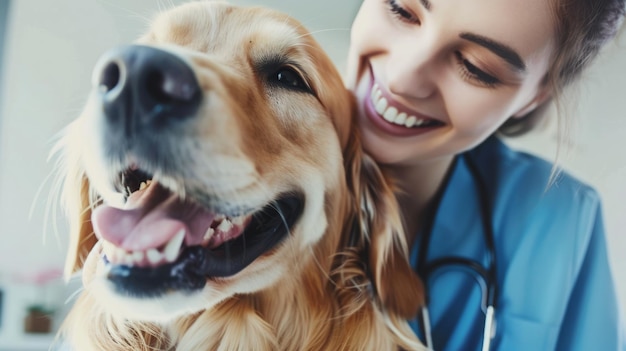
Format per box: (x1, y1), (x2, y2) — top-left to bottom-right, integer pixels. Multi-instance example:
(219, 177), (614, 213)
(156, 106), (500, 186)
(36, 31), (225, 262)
(370, 84), (433, 128)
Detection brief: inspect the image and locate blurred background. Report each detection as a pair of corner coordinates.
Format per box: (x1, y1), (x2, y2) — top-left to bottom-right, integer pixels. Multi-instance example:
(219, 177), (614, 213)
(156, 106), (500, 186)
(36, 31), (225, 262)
(0, 0), (623, 349)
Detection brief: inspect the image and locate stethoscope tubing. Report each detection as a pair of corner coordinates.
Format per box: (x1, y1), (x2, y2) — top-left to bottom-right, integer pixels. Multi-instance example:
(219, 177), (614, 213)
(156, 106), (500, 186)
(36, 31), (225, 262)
(416, 153), (499, 351)
(482, 305), (496, 351)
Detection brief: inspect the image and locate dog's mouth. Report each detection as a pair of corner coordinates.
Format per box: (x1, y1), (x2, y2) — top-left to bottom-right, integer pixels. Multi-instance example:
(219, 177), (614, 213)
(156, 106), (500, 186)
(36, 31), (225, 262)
(92, 168), (304, 298)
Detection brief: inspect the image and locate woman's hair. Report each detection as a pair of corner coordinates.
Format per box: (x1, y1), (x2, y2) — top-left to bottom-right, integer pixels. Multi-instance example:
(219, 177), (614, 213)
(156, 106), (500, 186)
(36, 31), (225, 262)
(499, 0), (626, 137)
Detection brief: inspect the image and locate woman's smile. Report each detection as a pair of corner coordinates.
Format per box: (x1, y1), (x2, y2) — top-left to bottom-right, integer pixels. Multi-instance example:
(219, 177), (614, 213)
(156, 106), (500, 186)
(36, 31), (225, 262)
(348, 0), (554, 166)
(365, 74), (445, 137)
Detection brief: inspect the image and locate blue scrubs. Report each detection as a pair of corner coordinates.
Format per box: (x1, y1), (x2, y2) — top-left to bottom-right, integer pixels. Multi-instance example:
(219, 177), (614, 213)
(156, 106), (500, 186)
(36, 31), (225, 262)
(409, 136), (625, 350)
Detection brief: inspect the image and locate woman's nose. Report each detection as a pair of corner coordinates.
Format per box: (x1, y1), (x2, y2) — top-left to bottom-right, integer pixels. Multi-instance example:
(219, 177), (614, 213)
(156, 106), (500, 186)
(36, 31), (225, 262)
(386, 37), (439, 100)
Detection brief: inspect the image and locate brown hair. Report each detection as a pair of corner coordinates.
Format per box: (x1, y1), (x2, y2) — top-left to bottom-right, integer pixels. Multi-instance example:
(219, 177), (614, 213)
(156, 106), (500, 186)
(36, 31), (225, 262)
(499, 0), (626, 137)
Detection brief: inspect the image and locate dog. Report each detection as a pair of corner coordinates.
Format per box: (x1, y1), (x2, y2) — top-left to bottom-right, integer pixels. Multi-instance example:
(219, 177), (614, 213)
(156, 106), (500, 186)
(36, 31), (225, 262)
(56, 1), (426, 350)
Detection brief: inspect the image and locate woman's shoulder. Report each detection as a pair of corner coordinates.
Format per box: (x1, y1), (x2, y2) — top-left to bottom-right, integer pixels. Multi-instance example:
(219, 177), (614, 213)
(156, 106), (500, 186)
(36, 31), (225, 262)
(472, 136), (600, 205)
(469, 136), (602, 233)
(470, 137), (604, 280)
(468, 140), (618, 351)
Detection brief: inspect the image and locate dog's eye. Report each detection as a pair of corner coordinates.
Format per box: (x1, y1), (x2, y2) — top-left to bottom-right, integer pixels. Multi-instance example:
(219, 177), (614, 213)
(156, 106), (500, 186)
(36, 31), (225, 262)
(271, 67), (311, 93)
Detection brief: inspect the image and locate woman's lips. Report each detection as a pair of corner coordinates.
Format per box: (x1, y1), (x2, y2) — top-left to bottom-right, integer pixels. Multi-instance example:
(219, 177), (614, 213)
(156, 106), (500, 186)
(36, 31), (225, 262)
(362, 74), (444, 137)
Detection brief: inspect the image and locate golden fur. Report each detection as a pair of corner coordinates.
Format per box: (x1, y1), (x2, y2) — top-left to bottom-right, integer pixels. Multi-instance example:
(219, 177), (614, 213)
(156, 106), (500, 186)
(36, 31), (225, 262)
(57, 2), (426, 350)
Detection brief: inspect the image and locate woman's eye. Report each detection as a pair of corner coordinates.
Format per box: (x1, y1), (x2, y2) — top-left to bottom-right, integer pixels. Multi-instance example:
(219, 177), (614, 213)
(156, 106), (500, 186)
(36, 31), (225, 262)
(455, 52), (501, 88)
(271, 67), (311, 93)
(386, 0), (420, 24)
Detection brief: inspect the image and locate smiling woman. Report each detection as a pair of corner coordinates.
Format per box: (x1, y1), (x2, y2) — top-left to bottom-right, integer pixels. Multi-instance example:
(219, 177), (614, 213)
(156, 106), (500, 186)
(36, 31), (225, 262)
(346, 0), (626, 349)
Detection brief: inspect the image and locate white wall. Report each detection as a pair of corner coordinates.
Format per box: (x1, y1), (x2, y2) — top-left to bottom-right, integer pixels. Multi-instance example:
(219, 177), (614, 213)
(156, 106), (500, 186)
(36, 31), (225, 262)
(0, 0), (624, 343)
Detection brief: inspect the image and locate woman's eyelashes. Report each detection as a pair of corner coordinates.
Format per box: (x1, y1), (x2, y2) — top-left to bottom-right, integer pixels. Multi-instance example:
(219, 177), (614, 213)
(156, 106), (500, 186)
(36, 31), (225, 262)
(385, 0), (502, 89)
(386, 0), (420, 24)
(455, 52), (501, 88)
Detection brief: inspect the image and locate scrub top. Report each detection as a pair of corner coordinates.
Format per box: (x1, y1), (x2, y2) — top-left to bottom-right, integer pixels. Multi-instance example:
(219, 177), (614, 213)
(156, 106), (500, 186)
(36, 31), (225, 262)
(408, 136), (625, 350)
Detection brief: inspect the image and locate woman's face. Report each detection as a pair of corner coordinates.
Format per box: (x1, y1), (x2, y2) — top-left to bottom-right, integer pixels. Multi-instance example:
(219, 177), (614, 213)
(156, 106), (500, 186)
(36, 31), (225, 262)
(348, 0), (555, 165)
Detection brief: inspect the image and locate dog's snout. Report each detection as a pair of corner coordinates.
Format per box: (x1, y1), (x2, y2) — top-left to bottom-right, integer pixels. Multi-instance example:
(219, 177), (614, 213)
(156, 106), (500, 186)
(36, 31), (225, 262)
(95, 45), (201, 130)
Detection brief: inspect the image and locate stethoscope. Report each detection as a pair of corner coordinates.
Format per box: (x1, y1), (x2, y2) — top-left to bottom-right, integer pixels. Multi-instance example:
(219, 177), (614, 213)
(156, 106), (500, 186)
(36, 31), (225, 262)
(415, 152), (498, 351)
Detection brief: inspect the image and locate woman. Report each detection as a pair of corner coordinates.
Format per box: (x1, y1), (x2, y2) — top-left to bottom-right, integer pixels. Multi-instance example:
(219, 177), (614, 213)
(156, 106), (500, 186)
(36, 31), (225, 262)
(346, 0), (625, 350)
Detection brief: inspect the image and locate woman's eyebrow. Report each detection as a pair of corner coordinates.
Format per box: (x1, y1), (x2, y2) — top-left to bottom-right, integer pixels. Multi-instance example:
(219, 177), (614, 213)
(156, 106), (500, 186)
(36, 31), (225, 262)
(459, 32), (527, 73)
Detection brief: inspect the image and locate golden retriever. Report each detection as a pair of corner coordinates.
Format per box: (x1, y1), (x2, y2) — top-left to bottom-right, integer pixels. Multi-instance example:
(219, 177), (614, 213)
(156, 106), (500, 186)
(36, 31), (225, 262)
(56, 1), (425, 350)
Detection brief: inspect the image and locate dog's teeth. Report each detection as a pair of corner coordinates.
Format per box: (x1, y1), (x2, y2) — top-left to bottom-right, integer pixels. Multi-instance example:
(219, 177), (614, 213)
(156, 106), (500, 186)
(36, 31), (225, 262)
(120, 249), (131, 264)
(202, 227), (215, 245)
(123, 252), (134, 266)
(230, 216), (245, 226)
(101, 240), (114, 257)
(100, 240), (133, 265)
(112, 247), (125, 263)
(147, 248), (163, 265)
(132, 250), (145, 263)
(164, 247), (178, 262)
(139, 182), (147, 191)
(101, 240), (153, 266)
(164, 229), (185, 262)
(217, 218), (233, 232)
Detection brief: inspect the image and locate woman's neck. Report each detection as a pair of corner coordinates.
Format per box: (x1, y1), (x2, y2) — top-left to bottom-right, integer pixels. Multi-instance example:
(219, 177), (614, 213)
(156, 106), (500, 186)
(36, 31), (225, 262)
(385, 155), (456, 247)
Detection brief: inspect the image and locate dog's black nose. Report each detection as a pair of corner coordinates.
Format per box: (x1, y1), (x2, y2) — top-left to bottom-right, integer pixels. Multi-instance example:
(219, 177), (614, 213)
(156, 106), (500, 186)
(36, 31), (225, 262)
(95, 45), (201, 130)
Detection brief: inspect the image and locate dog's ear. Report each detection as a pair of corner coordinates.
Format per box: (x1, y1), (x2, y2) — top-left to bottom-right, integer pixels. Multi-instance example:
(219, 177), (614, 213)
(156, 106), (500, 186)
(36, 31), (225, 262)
(60, 159), (98, 279)
(343, 130), (425, 320)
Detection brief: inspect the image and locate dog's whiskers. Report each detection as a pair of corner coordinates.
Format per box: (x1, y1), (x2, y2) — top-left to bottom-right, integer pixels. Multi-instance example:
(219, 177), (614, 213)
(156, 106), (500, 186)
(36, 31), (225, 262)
(36, 167), (61, 247)
(291, 42), (317, 52)
(294, 28), (350, 40)
(40, 128), (80, 249)
(65, 286), (86, 306)
(155, 0), (179, 23)
(307, 245), (336, 286)
(269, 200), (290, 236)
(99, 0), (153, 26)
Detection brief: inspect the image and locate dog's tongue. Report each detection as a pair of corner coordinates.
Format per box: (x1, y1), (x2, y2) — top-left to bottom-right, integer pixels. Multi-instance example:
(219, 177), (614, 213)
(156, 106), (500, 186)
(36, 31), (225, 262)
(91, 184), (215, 252)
